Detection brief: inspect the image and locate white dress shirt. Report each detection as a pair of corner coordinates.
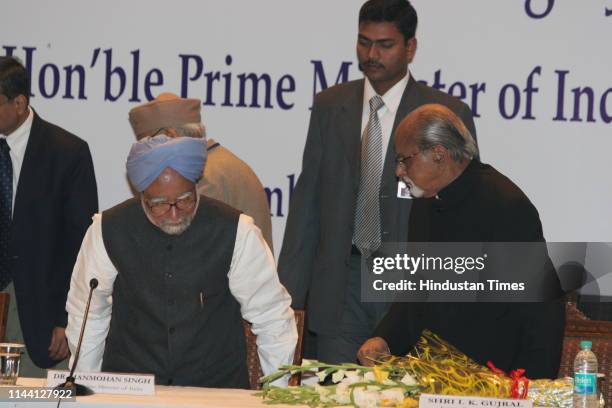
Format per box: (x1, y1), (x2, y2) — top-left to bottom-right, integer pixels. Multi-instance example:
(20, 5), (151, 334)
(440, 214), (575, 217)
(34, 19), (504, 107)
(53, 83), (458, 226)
(65, 212), (297, 383)
(1, 108), (33, 213)
(360, 72), (410, 165)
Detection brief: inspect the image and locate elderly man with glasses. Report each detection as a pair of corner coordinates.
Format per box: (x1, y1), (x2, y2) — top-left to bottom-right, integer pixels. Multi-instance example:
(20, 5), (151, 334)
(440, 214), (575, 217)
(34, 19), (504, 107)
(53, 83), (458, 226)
(357, 104), (564, 379)
(65, 135), (296, 388)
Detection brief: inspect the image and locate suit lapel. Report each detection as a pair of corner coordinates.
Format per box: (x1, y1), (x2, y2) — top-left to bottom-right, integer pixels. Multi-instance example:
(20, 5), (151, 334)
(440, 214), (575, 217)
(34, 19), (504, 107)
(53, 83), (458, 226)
(338, 79), (364, 188)
(381, 76), (421, 188)
(392, 76), (422, 134)
(12, 112), (45, 231)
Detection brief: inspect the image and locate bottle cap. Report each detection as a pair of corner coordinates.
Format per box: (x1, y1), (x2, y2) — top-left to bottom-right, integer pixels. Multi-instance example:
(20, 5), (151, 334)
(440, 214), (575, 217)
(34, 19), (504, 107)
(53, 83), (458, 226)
(580, 340), (592, 349)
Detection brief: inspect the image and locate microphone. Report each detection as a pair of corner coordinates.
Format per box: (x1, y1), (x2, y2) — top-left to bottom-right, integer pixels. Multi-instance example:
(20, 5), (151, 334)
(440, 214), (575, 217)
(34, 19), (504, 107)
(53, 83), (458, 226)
(55, 278), (98, 396)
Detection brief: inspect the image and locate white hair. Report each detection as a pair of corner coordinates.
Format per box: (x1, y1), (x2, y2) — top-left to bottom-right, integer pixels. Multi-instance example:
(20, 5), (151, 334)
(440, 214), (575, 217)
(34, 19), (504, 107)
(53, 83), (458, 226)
(173, 122), (206, 138)
(416, 110), (478, 162)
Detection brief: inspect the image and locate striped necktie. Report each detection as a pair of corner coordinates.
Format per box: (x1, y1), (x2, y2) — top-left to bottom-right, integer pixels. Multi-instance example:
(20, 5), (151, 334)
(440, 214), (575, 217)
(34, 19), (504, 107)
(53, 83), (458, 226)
(0, 138), (13, 290)
(353, 95), (385, 256)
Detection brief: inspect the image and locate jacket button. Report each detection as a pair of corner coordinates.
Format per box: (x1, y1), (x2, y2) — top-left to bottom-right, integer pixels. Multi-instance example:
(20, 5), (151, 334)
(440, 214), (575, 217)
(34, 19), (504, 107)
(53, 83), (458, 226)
(169, 327), (175, 334)
(165, 272), (173, 279)
(168, 299), (175, 306)
(167, 244), (172, 251)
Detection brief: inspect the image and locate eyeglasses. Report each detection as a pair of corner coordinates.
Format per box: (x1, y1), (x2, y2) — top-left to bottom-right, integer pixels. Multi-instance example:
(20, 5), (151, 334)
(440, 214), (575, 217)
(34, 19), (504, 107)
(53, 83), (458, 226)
(152, 127), (168, 137)
(144, 191), (197, 216)
(395, 151), (421, 169)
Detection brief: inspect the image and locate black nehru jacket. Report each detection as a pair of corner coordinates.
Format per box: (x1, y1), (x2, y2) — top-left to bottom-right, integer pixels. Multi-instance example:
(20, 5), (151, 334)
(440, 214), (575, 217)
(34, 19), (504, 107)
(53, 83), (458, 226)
(100, 196), (249, 388)
(373, 160), (565, 379)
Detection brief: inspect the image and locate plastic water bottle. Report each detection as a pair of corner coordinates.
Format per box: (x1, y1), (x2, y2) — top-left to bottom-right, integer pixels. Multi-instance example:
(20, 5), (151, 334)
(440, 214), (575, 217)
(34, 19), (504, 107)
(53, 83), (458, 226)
(573, 340), (598, 408)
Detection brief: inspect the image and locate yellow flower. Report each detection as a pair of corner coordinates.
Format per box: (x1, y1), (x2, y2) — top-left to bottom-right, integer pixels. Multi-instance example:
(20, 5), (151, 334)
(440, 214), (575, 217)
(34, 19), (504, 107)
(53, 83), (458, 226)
(373, 366), (389, 382)
(396, 397), (418, 408)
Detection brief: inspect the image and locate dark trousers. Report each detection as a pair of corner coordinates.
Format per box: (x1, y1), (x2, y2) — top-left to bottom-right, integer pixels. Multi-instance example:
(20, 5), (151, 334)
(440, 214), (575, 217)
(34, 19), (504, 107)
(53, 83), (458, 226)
(316, 252), (389, 364)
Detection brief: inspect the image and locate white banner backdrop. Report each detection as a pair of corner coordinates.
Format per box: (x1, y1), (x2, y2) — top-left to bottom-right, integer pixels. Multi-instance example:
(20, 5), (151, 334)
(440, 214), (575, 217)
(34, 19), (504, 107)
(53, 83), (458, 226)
(2, 0), (611, 255)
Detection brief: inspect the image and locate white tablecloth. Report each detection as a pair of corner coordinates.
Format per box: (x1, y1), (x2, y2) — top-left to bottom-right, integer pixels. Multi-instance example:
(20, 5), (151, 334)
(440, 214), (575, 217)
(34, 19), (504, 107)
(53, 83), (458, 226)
(0, 378), (290, 408)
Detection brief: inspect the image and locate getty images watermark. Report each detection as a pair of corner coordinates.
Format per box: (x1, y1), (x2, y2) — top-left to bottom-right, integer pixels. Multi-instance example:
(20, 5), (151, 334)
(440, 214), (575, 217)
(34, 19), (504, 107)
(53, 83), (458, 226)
(360, 242), (612, 303)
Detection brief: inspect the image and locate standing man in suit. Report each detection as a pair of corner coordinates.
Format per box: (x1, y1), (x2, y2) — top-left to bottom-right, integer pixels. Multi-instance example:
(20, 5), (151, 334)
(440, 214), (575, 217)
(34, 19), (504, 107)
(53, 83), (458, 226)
(0, 56), (98, 376)
(277, 0), (477, 363)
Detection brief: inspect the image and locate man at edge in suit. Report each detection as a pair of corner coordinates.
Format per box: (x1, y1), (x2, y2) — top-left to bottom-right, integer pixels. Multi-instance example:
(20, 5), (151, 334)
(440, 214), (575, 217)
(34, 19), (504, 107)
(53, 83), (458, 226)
(0, 56), (98, 376)
(278, 0), (477, 363)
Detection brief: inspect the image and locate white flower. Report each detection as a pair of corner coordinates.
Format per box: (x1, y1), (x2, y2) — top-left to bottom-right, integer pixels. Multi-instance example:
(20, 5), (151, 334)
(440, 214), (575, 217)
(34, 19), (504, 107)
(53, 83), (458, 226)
(364, 371), (376, 382)
(332, 369), (346, 383)
(336, 382), (349, 395)
(316, 370), (328, 382)
(400, 373), (418, 386)
(380, 388), (405, 403)
(343, 370), (362, 384)
(352, 387), (381, 408)
(314, 384), (330, 397)
(301, 359), (319, 372)
(331, 382), (351, 404)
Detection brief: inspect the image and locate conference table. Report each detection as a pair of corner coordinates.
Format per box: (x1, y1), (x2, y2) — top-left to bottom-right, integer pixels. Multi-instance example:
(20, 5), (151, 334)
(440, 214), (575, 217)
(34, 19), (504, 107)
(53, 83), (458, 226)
(0, 378), (292, 408)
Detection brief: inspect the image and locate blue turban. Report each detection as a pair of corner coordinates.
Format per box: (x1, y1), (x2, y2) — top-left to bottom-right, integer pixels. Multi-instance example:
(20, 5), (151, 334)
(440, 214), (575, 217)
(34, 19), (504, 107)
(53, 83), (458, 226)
(126, 135), (206, 192)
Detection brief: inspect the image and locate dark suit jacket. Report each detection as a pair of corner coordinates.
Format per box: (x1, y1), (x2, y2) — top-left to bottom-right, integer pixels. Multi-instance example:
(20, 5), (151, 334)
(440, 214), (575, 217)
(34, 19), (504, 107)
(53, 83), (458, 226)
(278, 76), (476, 335)
(8, 111), (98, 368)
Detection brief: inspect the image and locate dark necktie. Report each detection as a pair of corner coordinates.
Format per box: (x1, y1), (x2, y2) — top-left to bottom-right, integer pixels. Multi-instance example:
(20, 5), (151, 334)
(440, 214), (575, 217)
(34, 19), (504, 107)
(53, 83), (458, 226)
(0, 138), (13, 290)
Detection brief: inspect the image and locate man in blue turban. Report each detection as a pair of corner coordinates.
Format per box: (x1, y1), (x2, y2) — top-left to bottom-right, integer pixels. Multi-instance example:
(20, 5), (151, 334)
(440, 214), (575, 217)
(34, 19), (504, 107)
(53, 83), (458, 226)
(65, 135), (297, 388)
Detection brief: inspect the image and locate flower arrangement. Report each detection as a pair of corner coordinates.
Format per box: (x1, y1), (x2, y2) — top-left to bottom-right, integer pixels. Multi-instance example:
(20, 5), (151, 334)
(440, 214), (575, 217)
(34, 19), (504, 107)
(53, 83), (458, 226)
(258, 360), (420, 408)
(257, 330), (573, 408)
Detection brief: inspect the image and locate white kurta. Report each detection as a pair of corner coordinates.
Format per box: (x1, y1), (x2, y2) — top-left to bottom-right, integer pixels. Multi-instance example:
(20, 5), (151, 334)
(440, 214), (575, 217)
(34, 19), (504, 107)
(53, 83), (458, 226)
(65, 212), (297, 384)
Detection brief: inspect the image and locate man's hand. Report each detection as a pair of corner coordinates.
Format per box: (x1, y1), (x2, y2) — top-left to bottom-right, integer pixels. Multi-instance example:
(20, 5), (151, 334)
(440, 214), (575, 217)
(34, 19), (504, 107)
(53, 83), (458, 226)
(48, 327), (70, 361)
(357, 337), (390, 366)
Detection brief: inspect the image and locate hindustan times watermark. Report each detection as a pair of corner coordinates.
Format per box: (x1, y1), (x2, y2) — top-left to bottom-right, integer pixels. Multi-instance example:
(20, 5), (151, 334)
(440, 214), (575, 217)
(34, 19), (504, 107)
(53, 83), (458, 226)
(360, 242), (612, 303)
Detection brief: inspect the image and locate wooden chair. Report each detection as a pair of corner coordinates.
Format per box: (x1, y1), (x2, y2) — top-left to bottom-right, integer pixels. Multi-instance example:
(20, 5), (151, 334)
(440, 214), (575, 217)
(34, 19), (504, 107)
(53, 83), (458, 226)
(0, 293), (9, 342)
(558, 302), (612, 406)
(243, 309), (305, 390)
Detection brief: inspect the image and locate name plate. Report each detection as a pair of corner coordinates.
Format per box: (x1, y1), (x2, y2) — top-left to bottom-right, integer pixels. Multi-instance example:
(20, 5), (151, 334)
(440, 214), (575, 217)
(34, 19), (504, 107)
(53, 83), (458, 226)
(46, 370), (155, 396)
(419, 394), (533, 408)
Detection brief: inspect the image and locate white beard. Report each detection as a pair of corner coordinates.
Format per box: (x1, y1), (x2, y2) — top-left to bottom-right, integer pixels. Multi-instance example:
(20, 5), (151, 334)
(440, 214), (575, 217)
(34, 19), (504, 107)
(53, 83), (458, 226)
(159, 216), (193, 235)
(141, 194), (199, 235)
(402, 177), (425, 198)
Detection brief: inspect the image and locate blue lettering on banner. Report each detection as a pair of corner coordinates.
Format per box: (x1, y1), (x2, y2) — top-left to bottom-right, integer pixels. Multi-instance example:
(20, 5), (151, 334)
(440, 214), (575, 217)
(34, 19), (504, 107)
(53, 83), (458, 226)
(498, 66), (541, 120)
(179, 54), (296, 110)
(1, 46), (609, 123)
(264, 174), (296, 218)
(524, 0), (555, 19)
(310, 60), (352, 104)
(422, 70), (486, 117)
(63, 64), (87, 100)
(525, 0), (611, 18)
(266, 187), (284, 217)
(103, 49), (126, 102)
(38, 63), (61, 98)
(499, 83), (521, 119)
(96, 49), (164, 103)
(554, 69), (612, 123)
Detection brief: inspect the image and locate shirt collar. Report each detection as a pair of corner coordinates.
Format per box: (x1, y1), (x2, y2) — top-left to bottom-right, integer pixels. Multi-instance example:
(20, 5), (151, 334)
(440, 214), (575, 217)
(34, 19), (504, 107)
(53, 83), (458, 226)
(363, 71), (410, 114)
(1, 107), (33, 150)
